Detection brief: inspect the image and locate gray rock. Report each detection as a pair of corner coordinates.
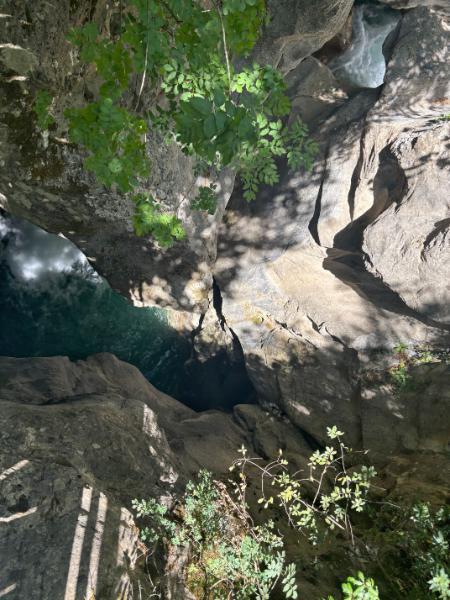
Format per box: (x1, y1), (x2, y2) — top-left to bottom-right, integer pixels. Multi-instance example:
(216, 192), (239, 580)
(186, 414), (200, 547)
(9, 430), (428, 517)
(371, 6), (450, 123)
(362, 124), (450, 324)
(0, 0), (234, 314)
(253, 0), (354, 72)
(0, 353), (179, 600)
(286, 57), (348, 130)
(0, 353), (317, 599)
(215, 6), (450, 445)
(0, 43), (38, 74)
(361, 363), (450, 455)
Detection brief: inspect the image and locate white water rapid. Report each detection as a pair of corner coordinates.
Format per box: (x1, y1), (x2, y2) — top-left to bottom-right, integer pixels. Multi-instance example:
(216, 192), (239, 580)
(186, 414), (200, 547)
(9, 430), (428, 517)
(330, 2), (400, 89)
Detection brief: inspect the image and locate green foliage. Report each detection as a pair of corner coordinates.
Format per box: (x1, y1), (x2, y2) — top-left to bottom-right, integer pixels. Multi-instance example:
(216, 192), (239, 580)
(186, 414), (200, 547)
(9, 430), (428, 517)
(429, 569), (450, 600)
(240, 427), (376, 545)
(132, 193), (186, 247)
(393, 341), (408, 355)
(133, 469), (297, 599)
(365, 501), (450, 599)
(191, 185), (218, 215)
(62, 0), (317, 246)
(389, 342), (447, 393)
(324, 572), (380, 600)
(33, 90), (54, 130)
(401, 503), (450, 598)
(65, 99), (148, 192)
(132, 427), (376, 598)
(340, 573), (380, 599)
(131, 496), (177, 543)
(389, 361), (411, 392)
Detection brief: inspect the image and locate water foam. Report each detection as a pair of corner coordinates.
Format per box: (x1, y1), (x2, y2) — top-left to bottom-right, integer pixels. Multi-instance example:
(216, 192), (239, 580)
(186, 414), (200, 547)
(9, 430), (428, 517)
(330, 2), (400, 89)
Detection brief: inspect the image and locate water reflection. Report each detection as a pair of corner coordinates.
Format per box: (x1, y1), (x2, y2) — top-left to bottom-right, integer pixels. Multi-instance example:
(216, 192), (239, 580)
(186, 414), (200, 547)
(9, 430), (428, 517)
(0, 213), (190, 399)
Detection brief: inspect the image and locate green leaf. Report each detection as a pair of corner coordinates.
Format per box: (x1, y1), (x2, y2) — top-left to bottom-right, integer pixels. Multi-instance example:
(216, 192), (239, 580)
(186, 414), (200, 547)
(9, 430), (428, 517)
(203, 114), (217, 139)
(108, 158), (123, 173)
(190, 96), (212, 115)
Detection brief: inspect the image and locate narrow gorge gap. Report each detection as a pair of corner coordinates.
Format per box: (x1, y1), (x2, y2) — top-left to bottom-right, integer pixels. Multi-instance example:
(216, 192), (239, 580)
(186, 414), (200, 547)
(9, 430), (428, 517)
(0, 211), (255, 412)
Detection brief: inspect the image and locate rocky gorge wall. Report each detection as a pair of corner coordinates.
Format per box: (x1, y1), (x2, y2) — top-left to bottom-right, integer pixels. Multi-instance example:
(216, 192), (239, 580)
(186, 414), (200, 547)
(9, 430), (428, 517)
(1, 353), (448, 598)
(212, 2), (450, 447)
(1, 0), (450, 597)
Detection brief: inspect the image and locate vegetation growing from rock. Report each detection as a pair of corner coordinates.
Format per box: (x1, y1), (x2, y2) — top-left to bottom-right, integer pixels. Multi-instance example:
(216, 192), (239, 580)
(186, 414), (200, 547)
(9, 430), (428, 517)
(132, 425), (450, 599)
(390, 342), (449, 394)
(37, 0), (317, 246)
(132, 427), (377, 598)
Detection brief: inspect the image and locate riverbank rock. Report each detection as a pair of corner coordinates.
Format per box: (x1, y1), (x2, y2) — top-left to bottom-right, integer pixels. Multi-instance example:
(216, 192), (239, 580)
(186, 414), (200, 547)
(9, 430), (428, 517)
(0, 353), (179, 599)
(214, 5), (450, 446)
(253, 0), (354, 72)
(0, 352), (315, 599)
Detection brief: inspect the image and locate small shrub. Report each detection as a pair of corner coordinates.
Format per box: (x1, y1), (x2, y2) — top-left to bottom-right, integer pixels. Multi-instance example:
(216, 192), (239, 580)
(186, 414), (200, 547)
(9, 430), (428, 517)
(132, 427), (375, 598)
(324, 572), (380, 600)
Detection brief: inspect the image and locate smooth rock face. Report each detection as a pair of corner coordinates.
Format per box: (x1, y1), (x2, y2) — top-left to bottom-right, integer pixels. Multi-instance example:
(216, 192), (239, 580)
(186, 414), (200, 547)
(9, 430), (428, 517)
(215, 5), (450, 444)
(370, 6), (450, 122)
(361, 363), (450, 455)
(362, 125), (450, 324)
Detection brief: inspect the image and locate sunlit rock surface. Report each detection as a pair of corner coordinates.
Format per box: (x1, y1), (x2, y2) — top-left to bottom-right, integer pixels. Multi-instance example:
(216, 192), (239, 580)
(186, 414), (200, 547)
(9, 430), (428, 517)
(215, 4), (450, 444)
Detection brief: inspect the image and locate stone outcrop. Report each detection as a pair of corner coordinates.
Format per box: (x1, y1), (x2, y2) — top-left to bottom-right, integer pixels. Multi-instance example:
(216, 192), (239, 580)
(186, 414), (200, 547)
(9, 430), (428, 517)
(1, 2), (449, 598)
(214, 5), (450, 445)
(253, 0), (354, 72)
(1, 352), (448, 599)
(0, 0), (234, 314)
(362, 125), (450, 324)
(0, 353), (178, 599)
(0, 353), (314, 599)
(0, 0), (357, 315)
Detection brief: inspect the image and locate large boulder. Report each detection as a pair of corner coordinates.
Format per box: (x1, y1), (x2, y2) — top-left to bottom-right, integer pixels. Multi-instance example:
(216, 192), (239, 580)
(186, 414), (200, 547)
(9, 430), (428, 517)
(253, 0), (354, 72)
(362, 125), (450, 324)
(0, 353), (180, 599)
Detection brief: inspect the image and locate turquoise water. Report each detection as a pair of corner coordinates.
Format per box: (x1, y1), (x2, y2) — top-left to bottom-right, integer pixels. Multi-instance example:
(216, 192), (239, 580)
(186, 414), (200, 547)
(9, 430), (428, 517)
(0, 214), (191, 400)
